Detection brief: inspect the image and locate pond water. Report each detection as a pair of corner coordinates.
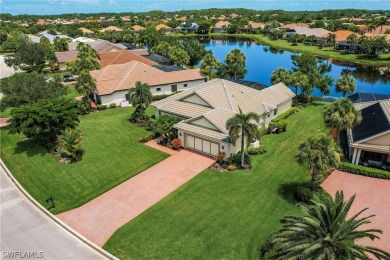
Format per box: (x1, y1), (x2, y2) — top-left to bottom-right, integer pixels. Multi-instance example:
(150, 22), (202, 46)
(199, 37), (390, 98)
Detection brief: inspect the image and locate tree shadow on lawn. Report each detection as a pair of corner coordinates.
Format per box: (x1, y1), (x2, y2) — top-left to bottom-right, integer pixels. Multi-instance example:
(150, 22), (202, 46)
(277, 182), (301, 205)
(14, 138), (47, 157)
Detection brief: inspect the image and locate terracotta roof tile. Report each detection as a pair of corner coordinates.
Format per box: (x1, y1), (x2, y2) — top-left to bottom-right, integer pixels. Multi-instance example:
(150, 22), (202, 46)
(98, 50), (157, 67)
(322, 30), (362, 42)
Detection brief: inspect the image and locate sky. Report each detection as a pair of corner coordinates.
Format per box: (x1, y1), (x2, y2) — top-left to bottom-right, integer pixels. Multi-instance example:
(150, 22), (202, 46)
(1, 0), (388, 15)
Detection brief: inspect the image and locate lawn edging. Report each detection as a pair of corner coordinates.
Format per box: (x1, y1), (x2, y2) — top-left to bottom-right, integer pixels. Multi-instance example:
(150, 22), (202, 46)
(0, 159), (119, 260)
(338, 162), (390, 180)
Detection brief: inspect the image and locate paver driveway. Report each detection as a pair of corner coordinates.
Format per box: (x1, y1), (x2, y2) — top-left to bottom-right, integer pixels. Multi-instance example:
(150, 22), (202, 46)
(58, 141), (215, 247)
(322, 170), (390, 252)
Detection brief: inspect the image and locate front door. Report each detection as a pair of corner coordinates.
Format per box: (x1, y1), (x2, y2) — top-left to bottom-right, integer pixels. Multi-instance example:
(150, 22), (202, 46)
(171, 84), (177, 92)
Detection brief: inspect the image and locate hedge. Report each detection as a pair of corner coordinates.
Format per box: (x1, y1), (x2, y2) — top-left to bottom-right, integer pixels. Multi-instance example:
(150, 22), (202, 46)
(338, 162), (390, 180)
(152, 91), (180, 101)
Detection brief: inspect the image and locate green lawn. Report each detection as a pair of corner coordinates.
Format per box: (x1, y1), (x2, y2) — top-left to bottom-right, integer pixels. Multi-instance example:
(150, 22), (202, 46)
(0, 107), (169, 214)
(104, 103), (328, 259)
(170, 33), (390, 67)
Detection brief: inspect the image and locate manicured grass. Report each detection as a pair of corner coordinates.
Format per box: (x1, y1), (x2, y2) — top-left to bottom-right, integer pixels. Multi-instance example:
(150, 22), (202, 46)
(104, 103), (328, 259)
(169, 33), (390, 67)
(0, 107), (169, 214)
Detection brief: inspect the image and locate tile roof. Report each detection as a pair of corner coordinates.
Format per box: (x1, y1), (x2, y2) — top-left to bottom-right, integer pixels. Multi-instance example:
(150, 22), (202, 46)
(155, 24), (172, 30)
(90, 61), (205, 96)
(289, 27), (331, 37)
(351, 100), (390, 142)
(279, 23), (309, 29)
(364, 33), (390, 42)
(98, 50), (157, 67)
(155, 79), (294, 142)
(69, 40), (126, 52)
(55, 50), (79, 63)
(131, 25), (145, 31)
(322, 30), (362, 42)
(129, 49), (149, 56)
(214, 21), (231, 28)
(247, 21), (265, 29)
(79, 27), (93, 34)
(372, 25), (390, 34)
(99, 26), (123, 32)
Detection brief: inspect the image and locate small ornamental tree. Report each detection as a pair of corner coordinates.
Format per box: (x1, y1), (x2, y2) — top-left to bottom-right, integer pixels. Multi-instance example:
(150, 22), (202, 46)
(57, 128), (83, 161)
(8, 98), (80, 144)
(153, 114), (181, 140)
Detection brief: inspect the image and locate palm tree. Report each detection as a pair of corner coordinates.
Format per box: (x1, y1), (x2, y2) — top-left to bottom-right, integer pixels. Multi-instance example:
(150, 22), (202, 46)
(75, 72), (96, 99)
(200, 51), (219, 80)
(326, 33), (337, 49)
(347, 33), (358, 53)
(57, 128), (83, 161)
(129, 81), (153, 120)
(169, 46), (190, 67)
(270, 191), (390, 259)
(324, 98), (362, 133)
(297, 132), (340, 190)
(225, 49), (246, 79)
(336, 73), (357, 97)
(226, 107), (260, 167)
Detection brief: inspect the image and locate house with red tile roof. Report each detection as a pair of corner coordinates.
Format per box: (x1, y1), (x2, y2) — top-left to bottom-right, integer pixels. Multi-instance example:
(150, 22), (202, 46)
(79, 27), (94, 37)
(213, 21), (231, 33)
(98, 50), (157, 67)
(155, 24), (173, 34)
(131, 25), (145, 32)
(90, 61), (206, 105)
(99, 26), (123, 33)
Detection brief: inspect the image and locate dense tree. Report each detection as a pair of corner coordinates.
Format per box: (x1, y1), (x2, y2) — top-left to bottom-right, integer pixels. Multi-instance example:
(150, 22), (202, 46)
(128, 81), (153, 121)
(346, 33), (358, 53)
(335, 73), (357, 97)
(0, 72), (68, 110)
(138, 26), (160, 50)
(169, 46), (190, 67)
(39, 36), (52, 49)
(323, 98), (362, 133)
(57, 128), (83, 161)
(54, 37), (70, 52)
(297, 132), (340, 190)
(1, 33), (28, 52)
(153, 115), (181, 140)
(75, 72), (96, 99)
(270, 191), (390, 259)
(196, 20), (212, 34)
(8, 98), (79, 143)
(220, 49), (248, 79)
(151, 41), (171, 57)
(326, 33), (337, 48)
(200, 51), (219, 80)
(226, 107), (260, 167)
(68, 42), (100, 74)
(4, 41), (49, 72)
(181, 40), (207, 68)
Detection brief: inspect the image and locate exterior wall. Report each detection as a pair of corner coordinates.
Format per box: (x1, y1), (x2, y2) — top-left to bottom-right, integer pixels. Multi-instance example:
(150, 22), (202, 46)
(277, 99), (293, 115)
(362, 132), (390, 146)
(213, 28), (226, 33)
(98, 79), (205, 106)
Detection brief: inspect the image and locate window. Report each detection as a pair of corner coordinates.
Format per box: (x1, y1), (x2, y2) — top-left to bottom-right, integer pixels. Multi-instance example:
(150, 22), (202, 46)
(184, 83), (188, 87)
(274, 109), (277, 116)
(156, 88), (161, 91)
(125, 94), (129, 101)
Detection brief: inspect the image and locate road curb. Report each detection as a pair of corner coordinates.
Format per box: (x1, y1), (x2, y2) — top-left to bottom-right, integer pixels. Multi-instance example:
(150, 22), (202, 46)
(0, 159), (119, 260)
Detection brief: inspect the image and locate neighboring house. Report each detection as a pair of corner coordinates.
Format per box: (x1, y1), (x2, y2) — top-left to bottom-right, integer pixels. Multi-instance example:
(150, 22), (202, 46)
(322, 30), (362, 49)
(278, 23), (309, 29)
(98, 50), (158, 67)
(129, 48), (150, 56)
(99, 26), (123, 33)
(151, 79), (295, 158)
(79, 27), (95, 37)
(30, 31), (73, 44)
(364, 33), (390, 42)
(155, 24), (173, 34)
(284, 27), (330, 41)
(68, 40), (126, 52)
(241, 21), (265, 33)
(90, 61), (206, 105)
(55, 51), (79, 70)
(371, 25), (390, 34)
(213, 21), (231, 33)
(131, 25), (145, 32)
(347, 92), (390, 169)
(178, 22), (199, 32)
(72, 37), (95, 43)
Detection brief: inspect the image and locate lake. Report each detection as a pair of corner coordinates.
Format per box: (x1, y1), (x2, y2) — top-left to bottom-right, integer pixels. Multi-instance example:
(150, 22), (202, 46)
(200, 37), (390, 97)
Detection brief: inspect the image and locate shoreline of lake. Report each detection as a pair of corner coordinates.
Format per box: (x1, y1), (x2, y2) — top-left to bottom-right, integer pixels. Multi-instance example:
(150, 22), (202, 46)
(168, 33), (390, 67)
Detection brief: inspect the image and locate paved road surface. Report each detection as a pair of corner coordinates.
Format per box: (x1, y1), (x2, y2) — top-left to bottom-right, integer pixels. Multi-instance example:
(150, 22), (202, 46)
(0, 167), (108, 260)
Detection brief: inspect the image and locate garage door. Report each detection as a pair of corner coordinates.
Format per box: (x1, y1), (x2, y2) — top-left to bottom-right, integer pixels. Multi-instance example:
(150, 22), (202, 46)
(185, 135), (220, 156)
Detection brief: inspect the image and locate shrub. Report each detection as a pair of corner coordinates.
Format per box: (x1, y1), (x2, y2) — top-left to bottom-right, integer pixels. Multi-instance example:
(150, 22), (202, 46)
(226, 151), (250, 166)
(338, 162), (390, 180)
(109, 103), (116, 108)
(171, 138), (182, 149)
(97, 104), (107, 110)
(247, 146), (266, 155)
(152, 92), (179, 101)
(258, 126), (267, 137)
(227, 164), (237, 171)
(139, 134), (155, 143)
(294, 182), (327, 204)
(77, 99), (91, 115)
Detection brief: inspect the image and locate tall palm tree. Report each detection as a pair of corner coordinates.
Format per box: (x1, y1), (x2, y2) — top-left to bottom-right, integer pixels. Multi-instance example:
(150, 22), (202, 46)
(169, 46), (190, 67)
(226, 107), (260, 167)
(75, 72), (96, 99)
(324, 98), (362, 133)
(297, 132), (340, 190)
(57, 128), (83, 161)
(347, 33), (358, 53)
(200, 51), (219, 80)
(129, 81), (153, 119)
(336, 73), (357, 97)
(225, 49), (246, 79)
(270, 191), (390, 259)
(326, 33), (337, 49)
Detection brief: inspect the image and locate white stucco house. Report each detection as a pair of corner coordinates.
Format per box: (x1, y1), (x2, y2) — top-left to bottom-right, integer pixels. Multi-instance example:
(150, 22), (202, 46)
(151, 79), (295, 159)
(89, 61), (206, 106)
